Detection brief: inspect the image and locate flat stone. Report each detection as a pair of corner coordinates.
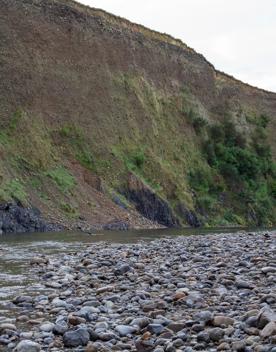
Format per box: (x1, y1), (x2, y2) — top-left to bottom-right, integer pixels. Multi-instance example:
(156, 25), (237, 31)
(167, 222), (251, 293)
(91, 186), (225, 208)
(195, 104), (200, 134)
(147, 323), (165, 335)
(15, 340), (41, 352)
(39, 322), (55, 332)
(167, 322), (186, 333)
(52, 298), (67, 308)
(68, 314), (86, 326)
(0, 323), (17, 331)
(63, 327), (90, 347)
(209, 328), (225, 342)
(115, 325), (136, 337)
(213, 316), (235, 327)
(261, 266), (276, 274)
(236, 280), (254, 289)
(53, 320), (68, 335)
(217, 342), (231, 350)
(197, 331), (210, 343)
(13, 296), (33, 304)
(256, 307), (276, 329)
(260, 321), (276, 338)
(114, 264), (132, 275)
(194, 310), (213, 324)
(96, 286), (114, 294)
(85, 342), (99, 352)
(131, 317), (151, 328)
(232, 340), (247, 351)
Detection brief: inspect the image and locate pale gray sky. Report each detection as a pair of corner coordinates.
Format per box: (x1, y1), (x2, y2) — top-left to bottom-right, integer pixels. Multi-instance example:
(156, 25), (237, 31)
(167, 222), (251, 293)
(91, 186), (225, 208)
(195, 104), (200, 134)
(79, 0), (276, 92)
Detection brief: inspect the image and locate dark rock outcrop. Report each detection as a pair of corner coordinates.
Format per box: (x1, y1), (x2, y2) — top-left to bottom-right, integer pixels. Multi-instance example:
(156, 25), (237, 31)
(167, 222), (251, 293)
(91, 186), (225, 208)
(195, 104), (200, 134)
(125, 174), (179, 227)
(103, 220), (130, 231)
(0, 202), (63, 234)
(176, 203), (201, 227)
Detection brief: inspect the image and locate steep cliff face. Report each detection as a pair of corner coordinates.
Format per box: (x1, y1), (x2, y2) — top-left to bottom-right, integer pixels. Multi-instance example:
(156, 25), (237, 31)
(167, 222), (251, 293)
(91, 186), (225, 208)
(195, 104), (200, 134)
(0, 0), (275, 229)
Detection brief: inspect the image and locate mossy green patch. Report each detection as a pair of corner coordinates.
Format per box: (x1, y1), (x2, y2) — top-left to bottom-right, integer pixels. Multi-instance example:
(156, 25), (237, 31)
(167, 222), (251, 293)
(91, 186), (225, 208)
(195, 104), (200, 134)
(58, 124), (95, 171)
(1, 110), (56, 171)
(8, 109), (24, 133)
(60, 201), (79, 218)
(46, 167), (76, 194)
(0, 179), (27, 204)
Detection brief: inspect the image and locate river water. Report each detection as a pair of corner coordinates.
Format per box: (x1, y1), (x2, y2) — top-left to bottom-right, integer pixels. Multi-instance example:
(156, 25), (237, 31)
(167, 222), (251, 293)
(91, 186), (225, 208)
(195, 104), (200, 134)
(0, 227), (268, 321)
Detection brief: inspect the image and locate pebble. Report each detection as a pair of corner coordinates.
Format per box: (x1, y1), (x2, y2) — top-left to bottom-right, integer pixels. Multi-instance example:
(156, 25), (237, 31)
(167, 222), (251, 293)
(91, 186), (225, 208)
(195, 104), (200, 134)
(209, 327), (225, 342)
(213, 315), (235, 327)
(15, 340), (41, 352)
(260, 321), (276, 338)
(115, 325), (137, 336)
(39, 322), (55, 332)
(63, 327), (90, 347)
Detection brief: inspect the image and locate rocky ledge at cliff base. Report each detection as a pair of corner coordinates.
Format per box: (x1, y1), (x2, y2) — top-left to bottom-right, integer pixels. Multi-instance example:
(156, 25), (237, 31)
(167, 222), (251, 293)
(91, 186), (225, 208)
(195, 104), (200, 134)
(0, 203), (63, 234)
(0, 231), (275, 351)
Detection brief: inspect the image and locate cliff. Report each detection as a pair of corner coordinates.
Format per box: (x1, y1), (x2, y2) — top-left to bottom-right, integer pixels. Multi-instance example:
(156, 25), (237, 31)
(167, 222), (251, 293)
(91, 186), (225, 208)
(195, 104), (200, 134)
(0, 0), (275, 230)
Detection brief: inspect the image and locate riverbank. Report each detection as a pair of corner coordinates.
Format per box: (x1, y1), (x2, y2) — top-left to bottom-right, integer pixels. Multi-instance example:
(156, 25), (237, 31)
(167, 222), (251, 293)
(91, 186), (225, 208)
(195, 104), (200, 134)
(0, 231), (275, 351)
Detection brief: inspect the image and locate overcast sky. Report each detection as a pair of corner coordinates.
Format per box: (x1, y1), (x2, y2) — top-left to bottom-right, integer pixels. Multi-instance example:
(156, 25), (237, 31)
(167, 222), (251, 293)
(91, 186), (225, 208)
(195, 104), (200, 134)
(79, 0), (276, 93)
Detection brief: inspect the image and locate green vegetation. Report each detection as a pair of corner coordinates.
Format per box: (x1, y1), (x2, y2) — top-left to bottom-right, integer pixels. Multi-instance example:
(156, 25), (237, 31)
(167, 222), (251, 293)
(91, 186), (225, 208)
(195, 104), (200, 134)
(1, 4), (276, 230)
(60, 201), (79, 218)
(0, 83), (275, 228)
(0, 131), (10, 145)
(246, 112), (270, 128)
(188, 115), (276, 225)
(8, 109), (24, 133)
(111, 144), (145, 174)
(124, 148), (146, 172)
(186, 108), (208, 134)
(0, 179), (27, 204)
(46, 167), (76, 194)
(59, 124), (95, 170)
(188, 166), (223, 219)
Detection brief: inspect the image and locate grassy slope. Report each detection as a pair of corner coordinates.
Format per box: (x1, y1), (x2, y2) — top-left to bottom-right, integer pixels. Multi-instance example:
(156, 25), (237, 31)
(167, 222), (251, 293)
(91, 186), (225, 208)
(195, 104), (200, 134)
(0, 0), (275, 227)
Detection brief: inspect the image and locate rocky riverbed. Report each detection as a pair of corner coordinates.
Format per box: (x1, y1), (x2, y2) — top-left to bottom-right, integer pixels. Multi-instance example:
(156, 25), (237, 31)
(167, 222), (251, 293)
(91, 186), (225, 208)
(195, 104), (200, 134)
(0, 231), (275, 351)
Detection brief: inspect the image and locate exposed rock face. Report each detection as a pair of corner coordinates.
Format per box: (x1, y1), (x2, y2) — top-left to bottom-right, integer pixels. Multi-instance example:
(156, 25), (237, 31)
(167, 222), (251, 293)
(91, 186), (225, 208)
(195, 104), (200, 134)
(103, 220), (130, 231)
(0, 202), (63, 234)
(175, 203), (201, 227)
(125, 174), (179, 227)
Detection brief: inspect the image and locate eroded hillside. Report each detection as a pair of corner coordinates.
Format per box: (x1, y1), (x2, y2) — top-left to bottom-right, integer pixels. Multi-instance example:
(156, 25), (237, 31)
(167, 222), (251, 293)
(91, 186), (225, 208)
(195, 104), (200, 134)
(0, 0), (276, 228)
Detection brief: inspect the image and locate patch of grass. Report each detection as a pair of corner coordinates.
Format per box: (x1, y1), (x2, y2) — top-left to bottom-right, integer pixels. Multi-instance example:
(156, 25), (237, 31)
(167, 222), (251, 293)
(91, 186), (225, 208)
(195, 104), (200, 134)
(0, 179), (27, 204)
(46, 167), (76, 194)
(113, 145), (146, 173)
(188, 165), (223, 217)
(60, 201), (79, 218)
(95, 159), (112, 172)
(29, 176), (43, 190)
(8, 109), (24, 133)
(110, 191), (130, 209)
(1, 110), (56, 171)
(186, 109), (208, 134)
(59, 124), (95, 170)
(127, 149), (146, 170)
(0, 109), (23, 146)
(246, 113), (270, 128)
(0, 132), (10, 145)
